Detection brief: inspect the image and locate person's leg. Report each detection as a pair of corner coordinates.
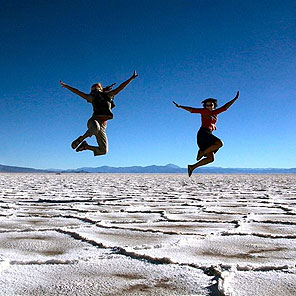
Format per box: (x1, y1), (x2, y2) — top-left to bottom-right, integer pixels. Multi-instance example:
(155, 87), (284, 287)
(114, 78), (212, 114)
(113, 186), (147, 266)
(71, 117), (98, 149)
(188, 152), (215, 177)
(198, 139), (223, 159)
(76, 119), (108, 156)
(88, 121), (108, 156)
(71, 131), (89, 149)
(196, 149), (203, 161)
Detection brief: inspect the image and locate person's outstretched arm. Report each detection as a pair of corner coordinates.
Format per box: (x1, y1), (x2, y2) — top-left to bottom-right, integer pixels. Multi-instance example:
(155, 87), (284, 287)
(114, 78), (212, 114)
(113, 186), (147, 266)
(173, 101), (203, 113)
(103, 83), (116, 92)
(221, 91), (239, 110)
(112, 71), (138, 96)
(60, 81), (91, 102)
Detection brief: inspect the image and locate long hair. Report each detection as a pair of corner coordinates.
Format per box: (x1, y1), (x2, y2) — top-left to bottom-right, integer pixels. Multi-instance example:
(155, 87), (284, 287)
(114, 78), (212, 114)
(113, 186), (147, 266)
(201, 98), (218, 108)
(91, 82), (103, 90)
(91, 82), (115, 93)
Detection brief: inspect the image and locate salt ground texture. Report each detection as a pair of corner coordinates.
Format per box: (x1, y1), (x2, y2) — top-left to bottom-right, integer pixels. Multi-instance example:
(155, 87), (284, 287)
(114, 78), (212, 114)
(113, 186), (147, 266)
(0, 173), (296, 296)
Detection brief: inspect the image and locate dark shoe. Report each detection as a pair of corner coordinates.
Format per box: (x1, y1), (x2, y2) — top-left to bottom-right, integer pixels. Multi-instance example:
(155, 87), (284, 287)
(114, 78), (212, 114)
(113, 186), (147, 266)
(76, 141), (88, 152)
(71, 137), (83, 149)
(188, 165), (194, 177)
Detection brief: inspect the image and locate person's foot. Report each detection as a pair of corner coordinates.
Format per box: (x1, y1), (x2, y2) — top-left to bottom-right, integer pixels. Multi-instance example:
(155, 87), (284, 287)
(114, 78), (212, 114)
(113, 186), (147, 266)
(188, 165), (194, 177)
(76, 141), (88, 152)
(71, 136), (84, 149)
(196, 150), (204, 161)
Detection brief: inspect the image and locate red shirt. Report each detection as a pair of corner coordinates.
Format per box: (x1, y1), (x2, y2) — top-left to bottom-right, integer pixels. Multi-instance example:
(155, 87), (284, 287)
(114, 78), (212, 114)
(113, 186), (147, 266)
(191, 106), (227, 131)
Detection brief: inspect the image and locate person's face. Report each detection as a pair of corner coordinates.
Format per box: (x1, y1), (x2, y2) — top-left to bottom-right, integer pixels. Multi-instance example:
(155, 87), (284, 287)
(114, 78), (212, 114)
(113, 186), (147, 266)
(205, 102), (214, 110)
(91, 83), (103, 92)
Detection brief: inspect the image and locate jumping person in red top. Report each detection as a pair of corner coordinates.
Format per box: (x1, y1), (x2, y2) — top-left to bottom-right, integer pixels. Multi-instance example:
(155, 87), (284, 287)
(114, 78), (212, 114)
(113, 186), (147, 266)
(173, 91), (239, 177)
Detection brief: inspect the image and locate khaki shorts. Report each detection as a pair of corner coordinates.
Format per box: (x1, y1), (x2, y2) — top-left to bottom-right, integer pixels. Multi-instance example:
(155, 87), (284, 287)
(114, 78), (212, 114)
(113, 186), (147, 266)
(86, 118), (108, 156)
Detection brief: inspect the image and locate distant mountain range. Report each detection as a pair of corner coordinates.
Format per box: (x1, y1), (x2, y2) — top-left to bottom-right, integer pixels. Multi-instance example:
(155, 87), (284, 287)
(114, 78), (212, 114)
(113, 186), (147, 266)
(1, 163), (296, 174)
(0, 164), (52, 173)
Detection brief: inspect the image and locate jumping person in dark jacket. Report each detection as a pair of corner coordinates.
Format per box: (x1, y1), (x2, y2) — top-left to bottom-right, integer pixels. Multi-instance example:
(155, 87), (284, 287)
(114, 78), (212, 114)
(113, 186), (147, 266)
(173, 91), (239, 177)
(60, 71), (138, 156)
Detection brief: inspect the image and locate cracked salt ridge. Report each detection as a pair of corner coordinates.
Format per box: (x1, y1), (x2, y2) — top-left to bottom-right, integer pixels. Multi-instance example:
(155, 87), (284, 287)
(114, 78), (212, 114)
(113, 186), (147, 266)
(59, 228), (296, 272)
(0, 216), (84, 232)
(57, 228), (177, 266)
(0, 172), (295, 294)
(1, 260), (211, 296)
(76, 227), (295, 261)
(0, 221), (220, 294)
(96, 221), (236, 236)
(10, 259), (78, 265)
(0, 233), (210, 296)
(0, 230), (110, 265)
(63, 225), (296, 269)
(57, 229), (296, 296)
(233, 220), (296, 236)
(253, 215), (296, 224)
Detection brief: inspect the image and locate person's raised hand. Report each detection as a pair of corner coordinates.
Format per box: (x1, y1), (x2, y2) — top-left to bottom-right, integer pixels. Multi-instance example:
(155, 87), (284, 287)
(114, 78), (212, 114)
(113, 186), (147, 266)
(132, 70), (138, 79)
(173, 101), (181, 108)
(59, 80), (67, 88)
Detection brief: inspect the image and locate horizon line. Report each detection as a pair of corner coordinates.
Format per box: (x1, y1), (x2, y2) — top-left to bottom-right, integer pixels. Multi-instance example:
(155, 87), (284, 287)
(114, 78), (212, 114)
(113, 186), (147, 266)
(1, 163), (295, 171)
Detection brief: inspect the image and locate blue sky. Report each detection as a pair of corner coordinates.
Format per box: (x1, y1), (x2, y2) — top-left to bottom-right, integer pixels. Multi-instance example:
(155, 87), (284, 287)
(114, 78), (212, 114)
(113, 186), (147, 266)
(1, 0), (295, 169)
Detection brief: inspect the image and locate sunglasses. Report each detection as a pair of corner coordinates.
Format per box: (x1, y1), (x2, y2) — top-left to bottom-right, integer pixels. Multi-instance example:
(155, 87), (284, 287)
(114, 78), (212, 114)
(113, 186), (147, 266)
(205, 104), (214, 107)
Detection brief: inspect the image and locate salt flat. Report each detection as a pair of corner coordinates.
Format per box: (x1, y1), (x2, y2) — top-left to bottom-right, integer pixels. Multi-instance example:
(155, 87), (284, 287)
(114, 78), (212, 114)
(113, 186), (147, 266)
(0, 173), (296, 296)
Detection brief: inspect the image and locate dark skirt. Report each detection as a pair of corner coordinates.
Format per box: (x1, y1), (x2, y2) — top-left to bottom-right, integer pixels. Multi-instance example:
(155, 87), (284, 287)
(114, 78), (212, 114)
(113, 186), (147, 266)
(197, 127), (221, 152)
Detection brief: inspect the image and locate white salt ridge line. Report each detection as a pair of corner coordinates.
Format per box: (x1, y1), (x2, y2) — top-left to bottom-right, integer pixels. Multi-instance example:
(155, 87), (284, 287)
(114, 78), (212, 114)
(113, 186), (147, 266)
(11, 210), (296, 239)
(56, 228), (179, 266)
(108, 218), (239, 225)
(274, 204), (295, 214)
(0, 228), (57, 235)
(90, 221), (204, 237)
(220, 231), (296, 239)
(101, 221), (236, 237)
(202, 264), (294, 272)
(10, 259), (78, 265)
(18, 198), (93, 204)
(0, 215), (91, 231)
(236, 265), (291, 272)
(203, 208), (286, 215)
(234, 221), (296, 237)
(189, 263), (295, 274)
(1, 223), (95, 234)
(60, 214), (99, 225)
(253, 219), (296, 225)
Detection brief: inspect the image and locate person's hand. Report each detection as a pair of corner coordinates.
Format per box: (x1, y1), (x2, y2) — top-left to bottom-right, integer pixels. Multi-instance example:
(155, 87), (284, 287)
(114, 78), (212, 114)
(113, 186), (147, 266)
(131, 70), (138, 79)
(103, 83), (116, 92)
(173, 101), (181, 108)
(234, 91), (240, 99)
(60, 80), (67, 88)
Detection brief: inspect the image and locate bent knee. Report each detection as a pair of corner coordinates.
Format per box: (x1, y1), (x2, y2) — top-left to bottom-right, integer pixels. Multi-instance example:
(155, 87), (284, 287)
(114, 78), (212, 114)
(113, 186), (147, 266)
(216, 140), (224, 148)
(94, 147), (108, 156)
(206, 152), (215, 162)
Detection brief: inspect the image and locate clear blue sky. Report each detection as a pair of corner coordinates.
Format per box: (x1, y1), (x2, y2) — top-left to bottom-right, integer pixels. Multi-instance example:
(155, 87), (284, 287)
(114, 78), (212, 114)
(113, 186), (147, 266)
(1, 0), (295, 169)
